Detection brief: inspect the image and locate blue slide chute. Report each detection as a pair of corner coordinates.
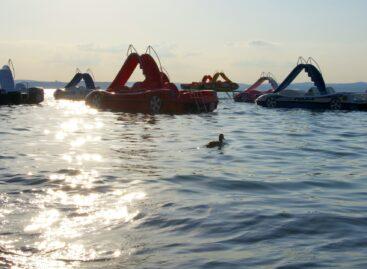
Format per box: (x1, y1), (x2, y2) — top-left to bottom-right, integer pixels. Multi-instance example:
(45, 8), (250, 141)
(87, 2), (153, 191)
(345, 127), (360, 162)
(274, 63), (326, 94)
(65, 73), (96, 89)
(0, 65), (15, 91)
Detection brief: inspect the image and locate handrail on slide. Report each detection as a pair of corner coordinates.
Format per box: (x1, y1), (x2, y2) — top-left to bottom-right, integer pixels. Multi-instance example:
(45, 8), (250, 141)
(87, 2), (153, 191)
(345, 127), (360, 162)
(8, 59), (15, 79)
(297, 57), (322, 74)
(126, 44), (141, 66)
(260, 71), (277, 82)
(306, 57), (323, 75)
(162, 67), (171, 81)
(86, 68), (96, 81)
(211, 72), (233, 83)
(127, 44), (139, 57)
(297, 56), (307, 65)
(244, 72), (279, 93)
(146, 45), (170, 82)
(145, 45), (164, 74)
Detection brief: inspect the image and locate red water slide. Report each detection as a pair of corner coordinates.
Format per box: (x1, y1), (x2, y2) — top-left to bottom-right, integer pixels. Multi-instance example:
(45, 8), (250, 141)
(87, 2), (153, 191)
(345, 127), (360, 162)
(108, 52), (169, 92)
(234, 74), (278, 103)
(108, 53), (140, 91)
(86, 45), (218, 114)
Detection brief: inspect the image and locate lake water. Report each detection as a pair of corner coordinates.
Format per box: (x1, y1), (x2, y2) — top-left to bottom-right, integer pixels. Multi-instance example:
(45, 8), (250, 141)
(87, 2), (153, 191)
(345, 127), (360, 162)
(1, 90), (367, 268)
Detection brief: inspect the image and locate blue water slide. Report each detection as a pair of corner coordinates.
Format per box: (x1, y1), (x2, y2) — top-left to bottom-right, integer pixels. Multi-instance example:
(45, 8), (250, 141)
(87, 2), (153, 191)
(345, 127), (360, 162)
(83, 73), (96, 89)
(65, 73), (96, 89)
(274, 64), (326, 94)
(0, 65), (15, 91)
(65, 73), (83, 88)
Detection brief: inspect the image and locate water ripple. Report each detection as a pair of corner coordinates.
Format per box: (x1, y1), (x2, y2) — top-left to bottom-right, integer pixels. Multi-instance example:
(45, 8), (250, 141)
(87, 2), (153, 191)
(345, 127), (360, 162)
(0, 92), (367, 268)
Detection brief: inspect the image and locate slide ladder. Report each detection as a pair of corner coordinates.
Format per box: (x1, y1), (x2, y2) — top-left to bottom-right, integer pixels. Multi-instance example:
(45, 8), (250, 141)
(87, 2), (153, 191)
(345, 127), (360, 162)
(192, 91), (208, 112)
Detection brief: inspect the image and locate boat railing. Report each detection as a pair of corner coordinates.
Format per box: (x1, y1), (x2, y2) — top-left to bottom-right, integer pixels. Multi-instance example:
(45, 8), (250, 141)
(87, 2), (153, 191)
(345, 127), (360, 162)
(191, 90), (208, 113)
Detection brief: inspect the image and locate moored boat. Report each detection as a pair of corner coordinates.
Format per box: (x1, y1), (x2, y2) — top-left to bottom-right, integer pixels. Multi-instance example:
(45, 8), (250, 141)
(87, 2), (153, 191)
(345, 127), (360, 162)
(54, 69), (99, 100)
(0, 60), (44, 105)
(86, 45), (218, 114)
(181, 72), (239, 93)
(256, 57), (367, 111)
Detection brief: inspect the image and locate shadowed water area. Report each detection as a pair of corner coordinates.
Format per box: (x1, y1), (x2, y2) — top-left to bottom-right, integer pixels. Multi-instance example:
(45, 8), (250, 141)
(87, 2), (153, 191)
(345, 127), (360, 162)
(1, 90), (367, 268)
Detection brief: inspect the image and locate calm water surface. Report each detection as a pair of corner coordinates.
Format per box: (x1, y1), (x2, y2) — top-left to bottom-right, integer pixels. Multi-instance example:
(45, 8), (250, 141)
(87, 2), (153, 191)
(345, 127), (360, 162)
(1, 90), (367, 268)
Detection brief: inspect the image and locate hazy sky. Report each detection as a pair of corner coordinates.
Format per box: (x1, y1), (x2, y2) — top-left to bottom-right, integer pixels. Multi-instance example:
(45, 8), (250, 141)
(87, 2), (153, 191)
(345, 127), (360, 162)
(0, 0), (366, 83)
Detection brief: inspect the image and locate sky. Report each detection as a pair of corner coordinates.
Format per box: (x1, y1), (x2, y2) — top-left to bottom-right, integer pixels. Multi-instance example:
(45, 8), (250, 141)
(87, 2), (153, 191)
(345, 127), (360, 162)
(0, 0), (366, 83)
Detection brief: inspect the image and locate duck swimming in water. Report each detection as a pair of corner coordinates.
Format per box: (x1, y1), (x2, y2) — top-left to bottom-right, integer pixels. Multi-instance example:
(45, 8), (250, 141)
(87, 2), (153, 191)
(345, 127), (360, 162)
(206, 134), (225, 149)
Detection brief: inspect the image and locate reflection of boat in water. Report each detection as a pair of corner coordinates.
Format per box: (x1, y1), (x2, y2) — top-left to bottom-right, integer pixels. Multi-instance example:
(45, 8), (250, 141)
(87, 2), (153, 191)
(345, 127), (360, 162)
(54, 69), (100, 101)
(0, 60), (44, 105)
(86, 45), (218, 114)
(181, 72), (239, 93)
(234, 73), (278, 103)
(256, 57), (367, 111)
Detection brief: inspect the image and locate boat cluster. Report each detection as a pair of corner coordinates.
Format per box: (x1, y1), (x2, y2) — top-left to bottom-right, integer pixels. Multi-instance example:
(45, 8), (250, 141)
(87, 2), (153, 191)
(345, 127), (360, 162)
(1, 46), (367, 113)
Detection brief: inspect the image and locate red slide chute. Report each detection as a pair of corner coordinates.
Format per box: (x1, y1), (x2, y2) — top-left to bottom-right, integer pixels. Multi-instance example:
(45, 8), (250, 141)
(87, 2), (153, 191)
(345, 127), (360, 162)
(108, 52), (140, 91)
(86, 45), (218, 114)
(234, 73), (278, 103)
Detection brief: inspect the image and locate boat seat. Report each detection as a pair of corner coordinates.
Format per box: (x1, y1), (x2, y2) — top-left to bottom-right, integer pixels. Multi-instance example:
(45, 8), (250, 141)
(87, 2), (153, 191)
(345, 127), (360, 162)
(15, 83), (26, 91)
(325, 87), (336, 94)
(306, 87), (321, 96)
(280, 89), (306, 97)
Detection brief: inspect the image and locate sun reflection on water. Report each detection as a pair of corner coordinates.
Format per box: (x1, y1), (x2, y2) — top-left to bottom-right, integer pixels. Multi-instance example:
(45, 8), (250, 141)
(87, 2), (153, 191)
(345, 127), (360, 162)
(1, 96), (155, 268)
(50, 99), (98, 116)
(48, 170), (99, 189)
(13, 187), (147, 268)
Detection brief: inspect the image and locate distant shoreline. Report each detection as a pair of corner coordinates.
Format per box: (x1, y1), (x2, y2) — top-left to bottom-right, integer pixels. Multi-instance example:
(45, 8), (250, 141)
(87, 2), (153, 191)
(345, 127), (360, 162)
(16, 80), (367, 92)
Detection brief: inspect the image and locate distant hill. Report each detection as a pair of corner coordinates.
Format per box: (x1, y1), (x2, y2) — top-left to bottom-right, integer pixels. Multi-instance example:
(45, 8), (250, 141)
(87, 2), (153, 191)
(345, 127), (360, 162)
(16, 80), (111, 89)
(237, 82), (367, 93)
(16, 80), (367, 93)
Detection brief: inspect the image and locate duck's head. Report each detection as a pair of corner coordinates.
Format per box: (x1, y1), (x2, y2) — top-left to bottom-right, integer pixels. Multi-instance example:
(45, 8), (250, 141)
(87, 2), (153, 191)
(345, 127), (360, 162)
(219, 134), (224, 142)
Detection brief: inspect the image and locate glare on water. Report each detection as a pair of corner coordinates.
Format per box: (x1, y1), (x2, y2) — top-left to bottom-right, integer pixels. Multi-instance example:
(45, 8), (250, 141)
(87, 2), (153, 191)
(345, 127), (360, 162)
(0, 91), (147, 268)
(1, 90), (367, 268)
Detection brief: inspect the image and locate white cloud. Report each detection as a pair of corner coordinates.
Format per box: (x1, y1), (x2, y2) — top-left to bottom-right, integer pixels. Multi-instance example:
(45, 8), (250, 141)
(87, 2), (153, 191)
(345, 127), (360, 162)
(77, 43), (127, 54)
(248, 40), (279, 48)
(226, 40), (280, 49)
(150, 43), (178, 58)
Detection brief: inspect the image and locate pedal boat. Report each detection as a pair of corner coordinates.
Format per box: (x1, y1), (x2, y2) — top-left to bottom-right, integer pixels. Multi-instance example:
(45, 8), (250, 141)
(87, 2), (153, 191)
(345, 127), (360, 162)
(85, 46), (218, 114)
(256, 57), (367, 111)
(181, 72), (239, 93)
(0, 60), (43, 105)
(54, 70), (99, 101)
